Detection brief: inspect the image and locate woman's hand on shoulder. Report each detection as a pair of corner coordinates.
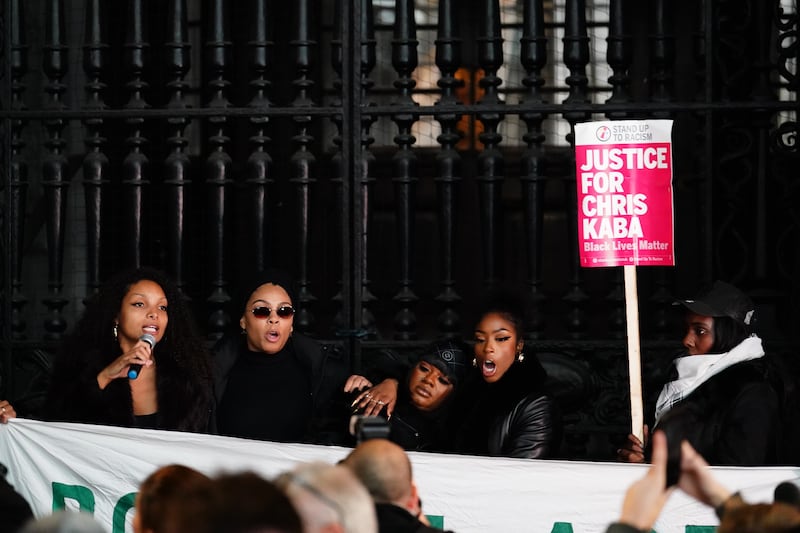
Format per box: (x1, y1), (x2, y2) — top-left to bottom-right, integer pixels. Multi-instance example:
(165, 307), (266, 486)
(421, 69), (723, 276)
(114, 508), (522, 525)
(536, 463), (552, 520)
(97, 342), (154, 389)
(344, 374), (373, 393)
(0, 400), (17, 423)
(350, 378), (399, 418)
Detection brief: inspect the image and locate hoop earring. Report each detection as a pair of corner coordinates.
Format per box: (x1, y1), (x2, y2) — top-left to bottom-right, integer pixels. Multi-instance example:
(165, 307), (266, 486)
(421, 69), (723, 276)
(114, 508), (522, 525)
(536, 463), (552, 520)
(113, 323), (119, 340)
(472, 358), (477, 367)
(517, 352), (525, 363)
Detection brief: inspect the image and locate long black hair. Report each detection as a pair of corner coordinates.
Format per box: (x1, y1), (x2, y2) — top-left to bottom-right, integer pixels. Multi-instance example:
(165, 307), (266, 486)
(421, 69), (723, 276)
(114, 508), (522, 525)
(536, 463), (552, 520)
(711, 315), (752, 353)
(468, 286), (528, 342)
(46, 266), (213, 432)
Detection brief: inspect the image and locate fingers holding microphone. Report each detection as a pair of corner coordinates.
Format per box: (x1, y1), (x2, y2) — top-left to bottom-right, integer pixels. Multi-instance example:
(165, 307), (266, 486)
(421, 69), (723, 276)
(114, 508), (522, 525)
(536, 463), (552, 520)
(127, 333), (156, 379)
(97, 334), (157, 389)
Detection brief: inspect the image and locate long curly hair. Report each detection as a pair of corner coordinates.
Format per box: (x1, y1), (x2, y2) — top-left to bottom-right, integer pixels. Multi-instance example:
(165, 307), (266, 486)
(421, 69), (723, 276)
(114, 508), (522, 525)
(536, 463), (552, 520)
(47, 266), (213, 432)
(65, 267), (205, 368)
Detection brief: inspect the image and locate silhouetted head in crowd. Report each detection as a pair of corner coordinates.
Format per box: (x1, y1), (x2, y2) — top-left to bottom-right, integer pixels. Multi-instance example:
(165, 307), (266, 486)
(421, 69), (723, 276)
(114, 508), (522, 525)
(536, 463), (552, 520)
(134, 464), (215, 533)
(276, 462), (377, 533)
(341, 439), (424, 518)
(20, 511), (106, 533)
(0, 463), (33, 531)
(718, 502), (800, 533)
(212, 471), (302, 533)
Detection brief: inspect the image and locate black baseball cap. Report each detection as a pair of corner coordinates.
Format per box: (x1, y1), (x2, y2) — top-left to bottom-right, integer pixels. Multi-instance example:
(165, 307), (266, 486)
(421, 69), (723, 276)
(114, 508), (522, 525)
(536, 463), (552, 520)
(675, 280), (755, 326)
(418, 340), (468, 385)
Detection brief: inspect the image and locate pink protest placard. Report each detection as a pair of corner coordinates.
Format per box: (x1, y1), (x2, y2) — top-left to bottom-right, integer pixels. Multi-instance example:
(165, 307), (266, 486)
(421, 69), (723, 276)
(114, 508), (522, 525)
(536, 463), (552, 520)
(574, 120), (675, 267)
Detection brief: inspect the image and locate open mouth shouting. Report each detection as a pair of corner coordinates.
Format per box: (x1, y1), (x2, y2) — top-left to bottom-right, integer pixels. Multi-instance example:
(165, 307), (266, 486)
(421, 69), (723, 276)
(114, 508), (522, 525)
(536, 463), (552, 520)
(265, 328), (281, 343)
(241, 282), (295, 354)
(481, 359), (496, 378)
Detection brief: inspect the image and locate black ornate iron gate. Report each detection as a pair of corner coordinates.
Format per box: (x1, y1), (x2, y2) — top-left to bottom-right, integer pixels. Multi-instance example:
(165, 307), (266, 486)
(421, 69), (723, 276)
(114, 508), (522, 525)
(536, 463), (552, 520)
(1, 0), (799, 459)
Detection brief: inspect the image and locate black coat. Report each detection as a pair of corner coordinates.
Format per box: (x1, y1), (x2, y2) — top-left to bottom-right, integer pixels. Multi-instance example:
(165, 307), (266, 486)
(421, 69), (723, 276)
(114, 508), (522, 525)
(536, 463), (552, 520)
(386, 390), (453, 452)
(44, 346), (213, 433)
(453, 357), (561, 459)
(374, 503), (453, 533)
(0, 464), (33, 533)
(654, 358), (781, 466)
(350, 350), (455, 452)
(212, 333), (351, 444)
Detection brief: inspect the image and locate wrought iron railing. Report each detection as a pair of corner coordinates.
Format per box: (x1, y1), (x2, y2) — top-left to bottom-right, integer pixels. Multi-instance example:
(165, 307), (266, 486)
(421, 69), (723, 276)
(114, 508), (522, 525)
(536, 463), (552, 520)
(1, 0), (798, 459)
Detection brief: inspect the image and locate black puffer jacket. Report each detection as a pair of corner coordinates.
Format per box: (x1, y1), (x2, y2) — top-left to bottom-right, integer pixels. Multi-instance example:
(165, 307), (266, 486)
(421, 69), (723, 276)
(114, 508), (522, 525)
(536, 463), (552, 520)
(654, 358), (781, 466)
(453, 356), (561, 459)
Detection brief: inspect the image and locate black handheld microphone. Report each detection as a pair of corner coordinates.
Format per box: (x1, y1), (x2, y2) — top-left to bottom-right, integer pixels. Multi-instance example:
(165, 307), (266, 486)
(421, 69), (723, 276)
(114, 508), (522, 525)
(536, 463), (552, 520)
(128, 333), (156, 380)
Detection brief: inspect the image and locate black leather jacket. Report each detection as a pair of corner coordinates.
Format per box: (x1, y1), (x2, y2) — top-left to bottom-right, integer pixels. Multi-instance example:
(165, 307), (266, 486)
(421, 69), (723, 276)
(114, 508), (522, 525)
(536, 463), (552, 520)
(487, 389), (560, 458)
(454, 356), (561, 459)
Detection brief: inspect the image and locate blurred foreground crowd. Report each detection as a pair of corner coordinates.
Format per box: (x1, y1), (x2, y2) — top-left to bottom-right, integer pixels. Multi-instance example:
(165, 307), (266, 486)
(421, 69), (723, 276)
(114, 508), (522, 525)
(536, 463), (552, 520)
(4, 434), (800, 533)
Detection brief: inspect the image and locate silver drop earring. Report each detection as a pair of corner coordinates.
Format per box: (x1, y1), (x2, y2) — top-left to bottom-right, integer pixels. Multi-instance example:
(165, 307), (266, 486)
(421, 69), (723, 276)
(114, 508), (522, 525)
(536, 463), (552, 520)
(113, 323), (119, 340)
(517, 352), (525, 363)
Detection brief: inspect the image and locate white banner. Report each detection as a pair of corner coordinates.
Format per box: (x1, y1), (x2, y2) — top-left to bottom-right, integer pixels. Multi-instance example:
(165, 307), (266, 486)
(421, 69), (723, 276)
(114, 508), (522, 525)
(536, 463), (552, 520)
(2, 419), (798, 533)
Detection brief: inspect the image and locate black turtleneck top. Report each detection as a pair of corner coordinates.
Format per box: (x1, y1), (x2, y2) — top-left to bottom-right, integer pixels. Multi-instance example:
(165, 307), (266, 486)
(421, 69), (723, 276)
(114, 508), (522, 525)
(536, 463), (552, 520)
(217, 345), (313, 442)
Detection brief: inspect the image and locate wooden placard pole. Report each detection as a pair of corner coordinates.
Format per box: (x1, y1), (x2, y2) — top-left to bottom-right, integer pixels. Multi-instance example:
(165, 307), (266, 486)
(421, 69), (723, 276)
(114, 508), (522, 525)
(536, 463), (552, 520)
(624, 264), (644, 442)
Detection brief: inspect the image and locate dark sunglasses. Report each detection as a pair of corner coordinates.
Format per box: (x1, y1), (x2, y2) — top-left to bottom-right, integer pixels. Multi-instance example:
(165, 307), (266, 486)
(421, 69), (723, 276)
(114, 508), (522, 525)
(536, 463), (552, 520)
(251, 305), (295, 319)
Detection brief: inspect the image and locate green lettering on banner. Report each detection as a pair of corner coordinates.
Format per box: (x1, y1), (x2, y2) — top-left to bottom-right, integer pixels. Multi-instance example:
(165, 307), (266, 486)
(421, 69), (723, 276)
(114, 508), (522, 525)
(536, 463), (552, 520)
(547, 523), (709, 532)
(112, 493), (137, 533)
(51, 482), (95, 513)
(426, 515), (444, 528)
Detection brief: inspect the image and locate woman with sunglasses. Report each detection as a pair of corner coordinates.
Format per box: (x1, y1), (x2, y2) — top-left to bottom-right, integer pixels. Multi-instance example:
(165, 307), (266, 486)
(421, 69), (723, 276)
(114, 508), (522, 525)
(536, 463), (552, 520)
(212, 269), (350, 444)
